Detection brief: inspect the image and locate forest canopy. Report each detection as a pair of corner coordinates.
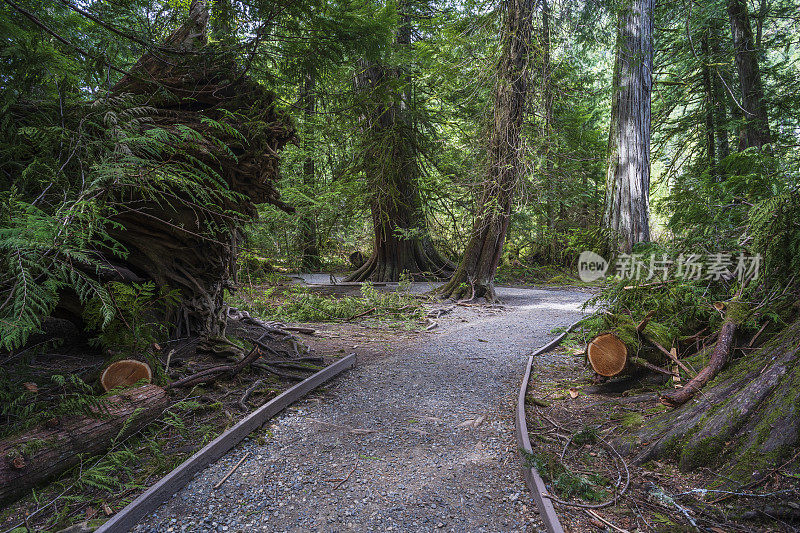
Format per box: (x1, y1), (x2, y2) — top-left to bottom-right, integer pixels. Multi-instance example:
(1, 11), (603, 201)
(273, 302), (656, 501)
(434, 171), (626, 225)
(1, 0), (800, 528)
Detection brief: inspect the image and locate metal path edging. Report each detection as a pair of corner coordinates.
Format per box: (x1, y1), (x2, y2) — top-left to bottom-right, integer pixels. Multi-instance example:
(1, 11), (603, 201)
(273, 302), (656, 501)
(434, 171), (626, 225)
(514, 320), (583, 533)
(96, 353), (356, 533)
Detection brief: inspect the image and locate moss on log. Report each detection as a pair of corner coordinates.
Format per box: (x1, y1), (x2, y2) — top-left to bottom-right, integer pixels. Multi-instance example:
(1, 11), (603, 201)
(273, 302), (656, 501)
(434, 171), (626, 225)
(624, 318), (800, 483)
(0, 385), (168, 504)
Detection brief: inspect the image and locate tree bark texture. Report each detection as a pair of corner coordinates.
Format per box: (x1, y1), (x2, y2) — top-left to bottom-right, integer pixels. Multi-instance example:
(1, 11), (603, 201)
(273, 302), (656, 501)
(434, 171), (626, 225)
(346, 9), (454, 283)
(624, 319), (800, 483)
(438, 0), (534, 302)
(701, 35), (718, 177)
(106, 1), (294, 344)
(541, 0), (559, 260)
(727, 0), (771, 150)
(300, 66), (321, 272)
(0, 385), (168, 504)
(602, 0), (653, 252)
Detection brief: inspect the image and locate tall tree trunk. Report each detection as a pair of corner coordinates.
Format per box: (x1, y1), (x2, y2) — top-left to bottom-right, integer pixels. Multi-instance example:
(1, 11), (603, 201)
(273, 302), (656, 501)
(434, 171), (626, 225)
(701, 34), (718, 178)
(727, 0), (771, 150)
(602, 0), (653, 252)
(346, 3), (454, 282)
(541, 0), (558, 261)
(711, 29), (731, 170)
(299, 66), (321, 272)
(437, 0), (534, 302)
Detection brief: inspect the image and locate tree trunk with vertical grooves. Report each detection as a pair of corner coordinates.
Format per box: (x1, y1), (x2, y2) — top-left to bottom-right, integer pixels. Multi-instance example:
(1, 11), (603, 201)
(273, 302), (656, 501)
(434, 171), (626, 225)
(541, 0), (558, 261)
(602, 0), (653, 252)
(346, 4), (454, 283)
(701, 34), (718, 178)
(710, 28), (731, 176)
(727, 0), (771, 150)
(437, 0), (534, 302)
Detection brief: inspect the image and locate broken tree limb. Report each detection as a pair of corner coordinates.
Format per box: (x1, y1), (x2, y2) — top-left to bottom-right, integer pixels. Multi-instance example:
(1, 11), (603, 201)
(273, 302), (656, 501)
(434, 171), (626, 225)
(628, 357), (678, 377)
(0, 385), (168, 504)
(237, 380), (264, 412)
(213, 452), (251, 490)
(660, 317), (738, 407)
(167, 344), (262, 389)
(252, 362), (305, 380)
(643, 336), (696, 378)
(660, 300), (747, 407)
(636, 310), (656, 333)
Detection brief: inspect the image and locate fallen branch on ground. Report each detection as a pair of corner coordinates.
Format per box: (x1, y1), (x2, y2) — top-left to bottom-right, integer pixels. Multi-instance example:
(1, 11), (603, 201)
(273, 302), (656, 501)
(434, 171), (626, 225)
(660, 303), (741, 407)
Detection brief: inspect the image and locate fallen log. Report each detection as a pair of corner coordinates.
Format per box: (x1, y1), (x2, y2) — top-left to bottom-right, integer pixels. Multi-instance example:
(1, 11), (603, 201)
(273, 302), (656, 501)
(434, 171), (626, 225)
(586, 313), (674, 378)
(587, 333), (629, 377)
(0, 385), (168, 504)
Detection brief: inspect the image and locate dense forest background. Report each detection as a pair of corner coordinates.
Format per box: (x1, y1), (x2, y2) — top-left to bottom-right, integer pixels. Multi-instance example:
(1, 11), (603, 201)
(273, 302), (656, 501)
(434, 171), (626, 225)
(2, 0), (800, 529)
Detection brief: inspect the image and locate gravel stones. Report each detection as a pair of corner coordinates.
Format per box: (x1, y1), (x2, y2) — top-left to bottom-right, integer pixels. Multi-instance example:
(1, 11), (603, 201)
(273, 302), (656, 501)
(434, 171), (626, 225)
(131, 287), (587, 533)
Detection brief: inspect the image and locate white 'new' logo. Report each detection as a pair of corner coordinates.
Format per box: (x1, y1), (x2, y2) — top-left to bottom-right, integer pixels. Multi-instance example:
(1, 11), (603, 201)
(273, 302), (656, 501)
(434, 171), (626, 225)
(577, 251), (608, 282)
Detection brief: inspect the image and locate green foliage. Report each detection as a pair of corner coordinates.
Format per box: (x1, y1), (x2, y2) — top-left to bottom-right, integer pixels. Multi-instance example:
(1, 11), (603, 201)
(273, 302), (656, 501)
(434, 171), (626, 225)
(572, 425), (599, 446)
(83, 281), (179, 358)
(525, 449), (610, 502)
(0, 86), (243, 350)
(748, 190), (800, 283)
(0, 372), (105, 439)
(232, 282), (424, 326)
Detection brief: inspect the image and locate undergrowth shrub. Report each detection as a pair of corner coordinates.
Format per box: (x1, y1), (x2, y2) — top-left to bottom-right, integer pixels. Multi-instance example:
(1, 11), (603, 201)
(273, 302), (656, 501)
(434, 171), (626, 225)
(0, 372), (104, 438)
(232, 281), (424, 325)
(82, 281), (179, 359)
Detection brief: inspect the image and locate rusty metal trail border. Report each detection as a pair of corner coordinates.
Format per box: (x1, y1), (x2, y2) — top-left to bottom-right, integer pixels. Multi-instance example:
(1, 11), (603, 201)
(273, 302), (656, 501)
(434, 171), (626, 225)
(96, 353), (356, 533)
(514, 320), (583, 533)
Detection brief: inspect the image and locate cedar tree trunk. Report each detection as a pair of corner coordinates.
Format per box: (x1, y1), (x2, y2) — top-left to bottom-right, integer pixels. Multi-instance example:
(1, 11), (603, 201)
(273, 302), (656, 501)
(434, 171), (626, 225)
(602, 0), (654, 252)
(727, 0), (771, 150)
(437, 0), (534, 302)
(346, 9), (454, 282)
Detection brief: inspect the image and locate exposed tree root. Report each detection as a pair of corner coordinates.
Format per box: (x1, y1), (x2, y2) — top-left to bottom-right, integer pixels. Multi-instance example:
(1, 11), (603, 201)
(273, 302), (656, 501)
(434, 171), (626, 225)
(623, 318), (800, 483)
(345, 237), (455, 282)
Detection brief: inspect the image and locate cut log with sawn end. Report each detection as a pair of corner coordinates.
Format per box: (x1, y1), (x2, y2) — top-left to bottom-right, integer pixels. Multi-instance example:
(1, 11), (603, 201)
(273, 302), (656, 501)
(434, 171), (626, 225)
(0, 384), (168, 504)
(586, 312), (676, 379)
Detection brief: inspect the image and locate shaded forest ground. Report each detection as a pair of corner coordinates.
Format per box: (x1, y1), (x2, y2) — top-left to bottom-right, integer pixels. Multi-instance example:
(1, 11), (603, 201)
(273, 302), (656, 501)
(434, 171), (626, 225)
(0, 279), (433, 533)
(526, 337), (800, 532)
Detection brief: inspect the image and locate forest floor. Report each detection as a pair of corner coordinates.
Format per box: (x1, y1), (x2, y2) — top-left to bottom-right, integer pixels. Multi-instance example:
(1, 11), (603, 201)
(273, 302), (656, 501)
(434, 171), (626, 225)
(128, 283), (589, 533)
(526, 337), (800, 532)
(6, 278), (795, 532)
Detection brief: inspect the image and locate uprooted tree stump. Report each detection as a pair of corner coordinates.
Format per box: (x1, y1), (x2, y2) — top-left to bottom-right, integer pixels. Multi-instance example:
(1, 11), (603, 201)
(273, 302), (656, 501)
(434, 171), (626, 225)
(0, 385), (168, 504)
(623, 317), (800, 483)
(16, 1), (296, 354)
(105, 2), (295, 350)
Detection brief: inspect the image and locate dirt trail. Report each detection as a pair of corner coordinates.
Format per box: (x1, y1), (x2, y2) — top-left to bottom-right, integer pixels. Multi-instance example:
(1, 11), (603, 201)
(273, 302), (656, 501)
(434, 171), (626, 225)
(131, 286), (589, 533)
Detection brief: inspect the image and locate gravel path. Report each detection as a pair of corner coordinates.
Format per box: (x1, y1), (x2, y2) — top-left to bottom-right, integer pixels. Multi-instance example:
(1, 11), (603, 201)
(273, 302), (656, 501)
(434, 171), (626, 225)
(131, 287), (588, 533)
